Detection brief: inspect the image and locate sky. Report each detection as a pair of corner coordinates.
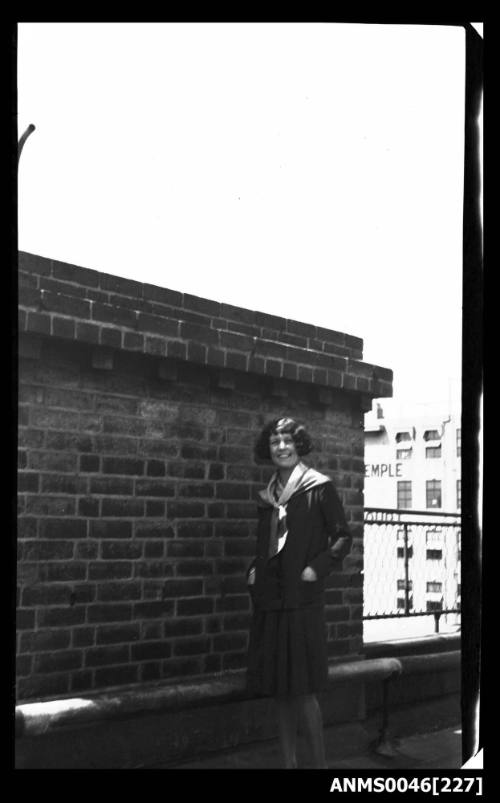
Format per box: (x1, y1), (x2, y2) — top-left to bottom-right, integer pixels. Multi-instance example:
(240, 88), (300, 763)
(17, 22), (473, 406)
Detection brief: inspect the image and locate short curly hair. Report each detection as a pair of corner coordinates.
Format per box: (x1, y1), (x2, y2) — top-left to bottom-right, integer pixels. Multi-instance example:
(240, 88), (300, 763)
(254, 417), (313, 461)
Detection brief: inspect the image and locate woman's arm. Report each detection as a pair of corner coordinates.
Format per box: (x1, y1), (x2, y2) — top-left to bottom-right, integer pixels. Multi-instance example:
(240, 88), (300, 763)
(307, 482), (352, 580)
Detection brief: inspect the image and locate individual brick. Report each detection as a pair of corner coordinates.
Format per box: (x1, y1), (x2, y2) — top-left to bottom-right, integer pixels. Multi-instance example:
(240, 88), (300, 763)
(163, 618), (203, 638)
(43, 562), (87, 582)
(97, 581), (142, 602)
(19, 629), (71, 653)
(37, 607), (86, 627)
(166, 340), (187, 360)
(21, 584), (71, 607)
(26, 311), (51, 335)
(175, 560), (214, 577)
(85, 645), (130, 667)
(19, 251), (52, 276)
(40, 291), (91, 319)
(80, 455), (100, 473)
(123, 332), (145, 351)
(176, 597), (214, 616)
(161, 579), (204, 598)
(87, 603), (134, 623)
(92, 302), (137, 328)
(70, 670), (94, 692)
(52, 316), (76, 339)
(100, 541), (142, 560)
(38, 519), (87, 539)
(131, 641), (172, 661)
(146, 460), (166, 477)
(212, 633), (247, 651)
(68, 321), (99, 347)
(173, 637), (210, 657)
(51, 259), (100, 286)
(143, 284), (183, 307)
(133, 600), (175, 618)
(135, 479), (176, 497)
(19, 284), (41, 306)
(88, 562), (133, 580)
(137, 313), (179, 338)
(179, 321), (219, 346)
(145, 336), (167, 357)
(102, 457), (145, 476)
(40, 475), (86, 494)
(39, 276), (88, 297)
(90, 476), (134, 495)
(20, 540), (74, 562)
(101, 498), (144, 517)
(17, 610), (36, 630)
(99, 273), (143, 296)
(17, 473), (40, 492)
(145, 500), (166, 517)
(215, 595), (250, 613)
(134, 523), (174, 539)
(94, 666), (139, 687)
(167, 501), (205, 518)
(90, 520), (132, 539)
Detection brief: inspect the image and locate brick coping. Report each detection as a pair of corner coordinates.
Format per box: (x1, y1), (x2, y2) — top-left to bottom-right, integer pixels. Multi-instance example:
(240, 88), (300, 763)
(18, 252), (393, 399)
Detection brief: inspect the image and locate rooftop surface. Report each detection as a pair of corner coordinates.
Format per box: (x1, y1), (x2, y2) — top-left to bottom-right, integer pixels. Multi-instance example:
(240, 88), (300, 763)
(154, 698), (463, 770)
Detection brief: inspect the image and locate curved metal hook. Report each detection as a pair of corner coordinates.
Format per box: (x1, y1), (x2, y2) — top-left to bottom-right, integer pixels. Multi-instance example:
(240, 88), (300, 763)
(18, 124), (36, 165)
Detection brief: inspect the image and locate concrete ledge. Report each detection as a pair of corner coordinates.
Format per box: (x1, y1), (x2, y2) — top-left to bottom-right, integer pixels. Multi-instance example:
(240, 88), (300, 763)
(365, 633), (460, 659)
(16, 658), (402, 739)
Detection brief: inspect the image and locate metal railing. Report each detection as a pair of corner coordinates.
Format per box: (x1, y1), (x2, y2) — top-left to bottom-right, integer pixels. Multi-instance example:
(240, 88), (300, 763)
(363, 507), (461, 633)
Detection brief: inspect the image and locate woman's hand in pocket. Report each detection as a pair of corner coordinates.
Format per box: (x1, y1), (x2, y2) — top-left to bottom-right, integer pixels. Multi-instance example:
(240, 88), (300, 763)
(300, 566), (318, 582)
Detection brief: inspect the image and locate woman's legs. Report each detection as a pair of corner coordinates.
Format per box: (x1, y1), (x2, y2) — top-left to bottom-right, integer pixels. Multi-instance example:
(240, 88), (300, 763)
(276, 694), (327, 768)
(297, 694), (328, 769)
(276, 696), (299, 768)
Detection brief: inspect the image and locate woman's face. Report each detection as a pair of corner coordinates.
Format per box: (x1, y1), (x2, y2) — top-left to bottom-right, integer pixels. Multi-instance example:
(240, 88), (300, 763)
(269, 431), (300, 471)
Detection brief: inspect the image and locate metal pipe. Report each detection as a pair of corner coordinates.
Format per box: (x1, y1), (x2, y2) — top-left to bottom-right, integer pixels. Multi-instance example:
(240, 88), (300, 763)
(404, 523), (410, 615)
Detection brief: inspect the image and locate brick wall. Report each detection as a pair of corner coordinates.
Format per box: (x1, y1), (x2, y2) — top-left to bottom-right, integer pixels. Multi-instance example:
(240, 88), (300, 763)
(17, 252), (392, 702)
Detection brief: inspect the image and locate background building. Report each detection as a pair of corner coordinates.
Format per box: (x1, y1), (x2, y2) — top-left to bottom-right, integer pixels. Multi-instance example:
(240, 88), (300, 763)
(363, 398), (461, 641)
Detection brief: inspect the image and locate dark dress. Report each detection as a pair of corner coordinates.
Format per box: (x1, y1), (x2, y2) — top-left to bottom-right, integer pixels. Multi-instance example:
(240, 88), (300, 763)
(246, 478), (351, 697)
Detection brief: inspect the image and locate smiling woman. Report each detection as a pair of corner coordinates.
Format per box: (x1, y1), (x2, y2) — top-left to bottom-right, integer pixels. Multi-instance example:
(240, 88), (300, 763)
(246, 416), (352, 768)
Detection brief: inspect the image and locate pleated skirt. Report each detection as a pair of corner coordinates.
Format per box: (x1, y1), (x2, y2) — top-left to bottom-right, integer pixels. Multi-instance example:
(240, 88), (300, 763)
(246, 603), (329, 697)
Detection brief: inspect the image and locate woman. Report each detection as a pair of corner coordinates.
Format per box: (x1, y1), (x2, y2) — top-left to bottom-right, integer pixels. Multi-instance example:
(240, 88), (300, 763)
(246, 416), (352, 769)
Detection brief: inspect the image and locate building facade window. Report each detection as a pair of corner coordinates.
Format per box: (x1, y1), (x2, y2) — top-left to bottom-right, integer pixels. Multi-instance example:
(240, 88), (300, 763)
(457, 479), (461, 510)
(397, 597), (413, 610)
(426, 528), (442, 544)
(424, 429), (441, 441)
(426, 548), (442, 560)
(456, 428), (461, 457)
(397, 481), (412, 509)
(426, 600), (443, 612)
(426, 479), (442, 508)
(396, 431), (412, 443)
(396, 448), (412, 459)
(426, 445), (442, 459)
(397, 546), (413, 558)
(397, 579), (413, 591)
(426, 581), (443, 593)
